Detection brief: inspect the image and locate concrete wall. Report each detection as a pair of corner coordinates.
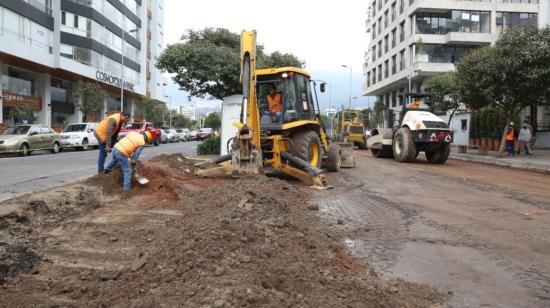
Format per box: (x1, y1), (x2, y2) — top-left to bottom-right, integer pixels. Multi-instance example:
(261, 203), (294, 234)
(540, 0), (550, 27)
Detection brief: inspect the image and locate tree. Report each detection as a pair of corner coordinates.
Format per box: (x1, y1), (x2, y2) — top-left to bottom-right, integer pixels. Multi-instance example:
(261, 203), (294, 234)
(144, 99), (168, 127)
(171, 111), (196, 128)
(371, 100), (386, 128)
(73, 81), (105, 121)
(456, 25), (550, 153)
(203, 112), (221, 130)
(157, 28), (304, 100)
(424, 72), (464, 124)
(360, 108), (372, 128)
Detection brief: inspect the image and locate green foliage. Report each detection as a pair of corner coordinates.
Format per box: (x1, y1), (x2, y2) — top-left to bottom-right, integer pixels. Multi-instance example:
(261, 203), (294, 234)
(7, 106), (35, 124)
(371, 100), (386, 128)
(360, 108), (372, 128)
(469, 111), (477, 139)
(197, 136), (221, 155)
(73, 81), (105, 116)
(478, 109), (489, 138)
(203, 112), (221, 130)
(157, 28), (304, 100)
(456, 25), (550, 118)
(171, 110), (196, 128)
(144, 99), (168, 127)
(424, 72), (463, 120)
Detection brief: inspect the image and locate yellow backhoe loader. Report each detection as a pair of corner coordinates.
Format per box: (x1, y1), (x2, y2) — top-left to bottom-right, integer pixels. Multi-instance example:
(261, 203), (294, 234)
(195, 30), (354, 187)
(334, 109), (367, 149)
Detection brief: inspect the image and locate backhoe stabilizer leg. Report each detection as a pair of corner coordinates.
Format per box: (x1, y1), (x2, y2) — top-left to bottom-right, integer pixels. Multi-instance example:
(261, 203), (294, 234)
(194, 162), (233, 177)
(279, 164), (327, 187)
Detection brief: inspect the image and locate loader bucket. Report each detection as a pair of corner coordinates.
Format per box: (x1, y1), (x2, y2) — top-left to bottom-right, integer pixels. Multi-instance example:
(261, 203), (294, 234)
(335, 142), (355, 168)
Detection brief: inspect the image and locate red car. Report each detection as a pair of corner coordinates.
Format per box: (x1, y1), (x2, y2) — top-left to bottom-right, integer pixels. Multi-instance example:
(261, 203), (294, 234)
(118, 122), (162, 146)
(196, 128), (215, 141)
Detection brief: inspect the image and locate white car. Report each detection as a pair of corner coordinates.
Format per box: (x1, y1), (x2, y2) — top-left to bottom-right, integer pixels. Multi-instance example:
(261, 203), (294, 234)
(60, 123), (98, 151)
(166, 129), (180, 142)
(175, 128), (190, 141)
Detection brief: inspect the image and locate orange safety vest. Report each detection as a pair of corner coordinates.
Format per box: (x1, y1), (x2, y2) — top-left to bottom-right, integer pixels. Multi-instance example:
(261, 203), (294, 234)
(114, 132), (145, 157)
(267, 93), (283, 113)
(95, 113), (122, 143)
(506, 127), (515, 141)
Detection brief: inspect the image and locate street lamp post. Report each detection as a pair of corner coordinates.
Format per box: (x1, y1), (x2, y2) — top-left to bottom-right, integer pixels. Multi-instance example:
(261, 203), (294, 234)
(120, 26), (138, 112)
(162, 82), (172, 128)
(407, 69), (420, 105)
(341, 64), (353, 109)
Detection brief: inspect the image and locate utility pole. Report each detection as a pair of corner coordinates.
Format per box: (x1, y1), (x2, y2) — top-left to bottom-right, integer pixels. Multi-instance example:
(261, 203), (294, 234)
(341, 64), (353, 109)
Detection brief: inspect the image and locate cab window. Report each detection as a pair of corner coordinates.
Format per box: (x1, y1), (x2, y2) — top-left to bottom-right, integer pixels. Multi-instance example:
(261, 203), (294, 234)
(29, 126), (41, 135)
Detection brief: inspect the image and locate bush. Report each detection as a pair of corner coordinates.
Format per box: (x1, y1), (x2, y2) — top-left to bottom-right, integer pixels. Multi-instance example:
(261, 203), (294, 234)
(197, 136), (221, 155)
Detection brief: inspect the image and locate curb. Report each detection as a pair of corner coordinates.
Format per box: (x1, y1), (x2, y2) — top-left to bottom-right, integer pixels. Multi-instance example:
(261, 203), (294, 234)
(449, 154), (550, 174)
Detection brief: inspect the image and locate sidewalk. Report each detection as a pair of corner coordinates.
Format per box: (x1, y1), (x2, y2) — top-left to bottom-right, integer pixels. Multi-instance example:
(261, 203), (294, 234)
(449, 146), (550, 174)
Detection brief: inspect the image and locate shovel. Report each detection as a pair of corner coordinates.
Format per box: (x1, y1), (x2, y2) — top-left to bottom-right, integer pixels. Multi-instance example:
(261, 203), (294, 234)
(132, 162), (150, 185)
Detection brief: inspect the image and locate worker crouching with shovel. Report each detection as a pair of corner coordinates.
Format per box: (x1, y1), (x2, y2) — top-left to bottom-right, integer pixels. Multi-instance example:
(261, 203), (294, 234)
(104, 131), (152, 192)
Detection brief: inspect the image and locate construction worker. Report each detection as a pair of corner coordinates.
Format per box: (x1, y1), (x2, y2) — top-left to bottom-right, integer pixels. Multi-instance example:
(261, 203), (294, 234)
(104, 131), (152, 191)
(506, 121), (515, 156)
(267, 84), (283, 122)
(94, 112), (130, 173)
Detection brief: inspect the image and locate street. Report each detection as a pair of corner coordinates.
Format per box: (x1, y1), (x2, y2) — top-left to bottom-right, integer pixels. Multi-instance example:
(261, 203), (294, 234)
(318, 151), (550, 307)
(0, 142), (199, 202)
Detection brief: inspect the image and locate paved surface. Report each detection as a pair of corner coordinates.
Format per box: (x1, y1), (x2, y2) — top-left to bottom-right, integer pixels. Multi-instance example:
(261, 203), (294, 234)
(0, 142), (199, 202)
(450, 147), (550, 173)
(318, 150), (550, 307)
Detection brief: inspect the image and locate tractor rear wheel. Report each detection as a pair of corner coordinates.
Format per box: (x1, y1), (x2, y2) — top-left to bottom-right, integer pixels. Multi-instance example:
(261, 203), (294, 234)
(393, 127), (417, 162)
(426, 144), (451, 164)
(291, 130), (323, 169)
(326, 144), (341, 172)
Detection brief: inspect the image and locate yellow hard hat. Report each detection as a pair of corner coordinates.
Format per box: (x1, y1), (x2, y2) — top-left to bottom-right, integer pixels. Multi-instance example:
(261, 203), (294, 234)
(144, 131), (153, 142)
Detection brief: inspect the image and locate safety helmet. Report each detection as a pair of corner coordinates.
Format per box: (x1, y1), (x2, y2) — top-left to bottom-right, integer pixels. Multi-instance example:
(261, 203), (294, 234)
(144, 131), (153, 142)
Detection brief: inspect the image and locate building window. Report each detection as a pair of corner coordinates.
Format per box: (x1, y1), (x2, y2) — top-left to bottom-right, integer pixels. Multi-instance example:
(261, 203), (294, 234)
(372, 23), (376, 39)
(378, 64), (382, 81)
(378, 41), (382, 58)
(422, 44), (480, 63)
(372, 46), (377, 61)
(399, 0), (404, 14)
(384, 10), (389, 29)
(384, 35), (389, 53)
(391, 55), (396, 74)
(391, 29), (396, 48)
(384, 60), (389, 78)
(373, 68), (377, 84)
(461, 119), (468, 131)
(391, 2), (396, 22)
(367, 72), (371, 87)
(378, 17), (382, 34)
(399, 49), (405, 70)
(399, 21), (405, 42)
(496, 12), (538, 33)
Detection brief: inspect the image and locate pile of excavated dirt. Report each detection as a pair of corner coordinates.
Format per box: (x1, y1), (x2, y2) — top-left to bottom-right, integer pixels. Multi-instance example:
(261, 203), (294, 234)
(0, 186), (103, 284)
(0, 155), (447, 307)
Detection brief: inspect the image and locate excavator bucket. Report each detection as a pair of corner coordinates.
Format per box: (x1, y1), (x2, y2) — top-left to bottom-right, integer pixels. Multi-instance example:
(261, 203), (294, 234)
(335, 142), (355, 168)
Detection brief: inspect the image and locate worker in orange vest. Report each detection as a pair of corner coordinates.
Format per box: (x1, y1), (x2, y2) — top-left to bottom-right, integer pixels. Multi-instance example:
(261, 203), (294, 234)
(267, 84), (283, 122)
(104, 131), (152, 191)
(94, 112), (130, 173)
(505, 121), (516, 156)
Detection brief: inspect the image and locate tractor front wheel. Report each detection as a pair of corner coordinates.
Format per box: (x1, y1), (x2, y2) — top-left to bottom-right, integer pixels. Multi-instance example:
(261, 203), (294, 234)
(291, 131), (323, 169)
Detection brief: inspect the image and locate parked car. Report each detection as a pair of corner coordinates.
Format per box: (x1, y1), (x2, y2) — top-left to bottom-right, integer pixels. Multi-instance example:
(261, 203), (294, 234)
(188, 130), (198, 141)
(175, 128), (190, 141)
(159, 130), (168, 144)
(119, 122), (162, 146)
(196, 127), (215, 141)
(166, 129), (180, 142)
(60, 123), (98, 151)
(0, 124), (62, 156)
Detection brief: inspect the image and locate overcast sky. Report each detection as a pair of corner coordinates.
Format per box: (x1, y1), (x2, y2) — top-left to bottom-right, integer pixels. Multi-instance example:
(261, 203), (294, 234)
(162, 0), (374, 112)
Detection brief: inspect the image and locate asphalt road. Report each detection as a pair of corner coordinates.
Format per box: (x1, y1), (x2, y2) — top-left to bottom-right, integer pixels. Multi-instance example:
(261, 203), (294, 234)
(0, 141), (199, 202)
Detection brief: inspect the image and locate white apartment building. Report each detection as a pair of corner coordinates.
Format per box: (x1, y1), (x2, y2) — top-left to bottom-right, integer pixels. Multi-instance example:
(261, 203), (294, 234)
(0, 0), (166, 131)
(362, 0), (547, 138)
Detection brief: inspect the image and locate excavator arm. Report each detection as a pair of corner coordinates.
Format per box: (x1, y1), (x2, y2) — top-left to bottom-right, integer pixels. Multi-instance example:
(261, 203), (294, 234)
(230, 30), (263, 174)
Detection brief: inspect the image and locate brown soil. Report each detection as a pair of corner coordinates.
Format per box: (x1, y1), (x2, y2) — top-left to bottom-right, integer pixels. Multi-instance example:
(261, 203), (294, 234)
(0, 154), (447, 307)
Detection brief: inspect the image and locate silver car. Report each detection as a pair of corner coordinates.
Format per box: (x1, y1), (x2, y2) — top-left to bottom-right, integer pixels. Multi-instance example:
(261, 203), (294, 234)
(0, 124), (62, 156)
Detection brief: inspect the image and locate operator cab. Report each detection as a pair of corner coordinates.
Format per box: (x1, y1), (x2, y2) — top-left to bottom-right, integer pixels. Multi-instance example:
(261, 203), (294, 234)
(389, 93), (433, 130)
(256, 67), (317, 131)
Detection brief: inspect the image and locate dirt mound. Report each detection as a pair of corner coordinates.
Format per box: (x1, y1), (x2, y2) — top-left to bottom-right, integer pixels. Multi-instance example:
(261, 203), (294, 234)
(0, 186), (102, 285)
(2, 175), (443, 307)
(149, 153), (200, 171)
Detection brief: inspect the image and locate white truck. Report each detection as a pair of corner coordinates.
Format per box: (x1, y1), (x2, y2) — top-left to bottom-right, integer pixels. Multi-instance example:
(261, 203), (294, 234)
(367, 94), (453, 164)
(60, 123), (99, 151)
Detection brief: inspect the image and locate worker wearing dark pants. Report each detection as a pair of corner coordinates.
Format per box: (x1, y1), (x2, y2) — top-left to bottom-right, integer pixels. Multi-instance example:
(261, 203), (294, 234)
(94, 112), (130, 173)
(506, 122), (516, 156)
(105, 131), (151, 191)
